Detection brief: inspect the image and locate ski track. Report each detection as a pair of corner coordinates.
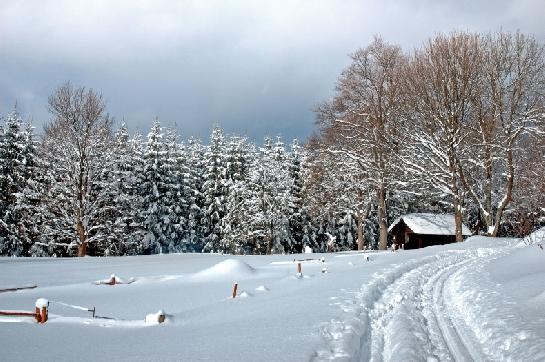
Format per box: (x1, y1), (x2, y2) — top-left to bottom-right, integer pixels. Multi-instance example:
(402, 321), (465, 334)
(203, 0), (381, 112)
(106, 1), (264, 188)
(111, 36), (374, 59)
(313, 244), (543, 362)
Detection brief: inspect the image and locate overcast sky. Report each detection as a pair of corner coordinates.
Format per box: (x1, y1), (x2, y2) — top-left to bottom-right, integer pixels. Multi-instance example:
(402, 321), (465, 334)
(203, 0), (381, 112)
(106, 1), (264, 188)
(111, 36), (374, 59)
(1, 0), (544, 142)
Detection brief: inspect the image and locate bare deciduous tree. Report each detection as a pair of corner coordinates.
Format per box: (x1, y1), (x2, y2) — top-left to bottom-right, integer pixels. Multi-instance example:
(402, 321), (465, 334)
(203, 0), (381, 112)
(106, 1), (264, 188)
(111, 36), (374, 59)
(43, 82), (113, 256)
(403, 32), (482, 242)
(458, 31), (545, 236)
(315, 37), (406, 250)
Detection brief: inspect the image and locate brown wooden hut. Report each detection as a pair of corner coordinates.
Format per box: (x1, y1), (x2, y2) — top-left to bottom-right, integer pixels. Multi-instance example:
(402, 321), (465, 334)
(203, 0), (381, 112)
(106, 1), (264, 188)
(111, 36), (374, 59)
(388, 213), (472, 250)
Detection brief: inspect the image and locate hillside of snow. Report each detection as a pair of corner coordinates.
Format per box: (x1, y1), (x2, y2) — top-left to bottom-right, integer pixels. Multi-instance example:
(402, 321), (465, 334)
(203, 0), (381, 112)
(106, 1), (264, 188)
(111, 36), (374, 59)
(1, 235), (545, 361)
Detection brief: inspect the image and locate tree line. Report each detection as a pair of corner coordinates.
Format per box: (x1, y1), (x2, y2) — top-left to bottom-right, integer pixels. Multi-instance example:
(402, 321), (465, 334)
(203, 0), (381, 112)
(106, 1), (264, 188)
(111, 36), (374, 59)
(1, 84), (357, 257)
(1, 30), (544, 257)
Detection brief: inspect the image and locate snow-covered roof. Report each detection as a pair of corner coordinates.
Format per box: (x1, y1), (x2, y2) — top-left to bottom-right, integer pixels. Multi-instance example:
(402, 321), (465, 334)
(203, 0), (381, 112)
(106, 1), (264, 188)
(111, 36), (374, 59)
(388, 213), (472, 236)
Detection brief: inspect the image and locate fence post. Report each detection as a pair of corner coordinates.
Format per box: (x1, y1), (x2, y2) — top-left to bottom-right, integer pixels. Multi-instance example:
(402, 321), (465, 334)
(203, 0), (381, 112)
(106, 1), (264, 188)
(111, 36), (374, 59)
(41, 306), (48, 323)
(232, 282), (238, 299)
(35, 298), (49, 324)
(158, 310), (166, 324)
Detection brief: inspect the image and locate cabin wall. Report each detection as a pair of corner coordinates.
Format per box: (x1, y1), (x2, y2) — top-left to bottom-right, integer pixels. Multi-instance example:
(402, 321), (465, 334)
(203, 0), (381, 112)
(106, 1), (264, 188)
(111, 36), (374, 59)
(402, 234), (457, 249)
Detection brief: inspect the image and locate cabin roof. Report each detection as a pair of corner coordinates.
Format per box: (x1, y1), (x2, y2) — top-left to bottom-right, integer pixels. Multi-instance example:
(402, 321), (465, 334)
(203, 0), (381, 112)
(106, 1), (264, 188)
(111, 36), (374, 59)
(388, 213), (472, 236)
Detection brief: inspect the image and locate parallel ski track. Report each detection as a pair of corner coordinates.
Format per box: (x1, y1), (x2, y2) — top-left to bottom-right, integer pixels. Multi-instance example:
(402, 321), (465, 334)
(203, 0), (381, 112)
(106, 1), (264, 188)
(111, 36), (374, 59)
(315, 246), (510, 362)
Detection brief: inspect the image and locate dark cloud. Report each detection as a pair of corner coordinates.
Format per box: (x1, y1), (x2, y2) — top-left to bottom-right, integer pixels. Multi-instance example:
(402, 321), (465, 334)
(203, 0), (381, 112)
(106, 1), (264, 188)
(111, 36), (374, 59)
(1, 0), (543, 142)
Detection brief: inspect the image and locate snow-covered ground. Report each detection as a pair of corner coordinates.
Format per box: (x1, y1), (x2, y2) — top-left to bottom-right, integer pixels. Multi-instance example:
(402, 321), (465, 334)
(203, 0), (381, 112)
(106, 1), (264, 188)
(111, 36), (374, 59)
(1, 234), (545, 361)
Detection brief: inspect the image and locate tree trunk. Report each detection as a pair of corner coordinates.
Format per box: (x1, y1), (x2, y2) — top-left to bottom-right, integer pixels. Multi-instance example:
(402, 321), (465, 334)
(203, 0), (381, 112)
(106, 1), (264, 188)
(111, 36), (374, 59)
(356, 211), (364, 250)
(491, 146), (515, 237)
(377, 186), (388, 250)
(452, 187), (464, 242)
(266, 221), (273, 255)
(76, 219), (87, 257)
(449, 151), (464, 242)
(266, 238), (272, 255)
(77, 242), (87, 257)
(483, 142), (494, 235)
(454, 206), (463, 242)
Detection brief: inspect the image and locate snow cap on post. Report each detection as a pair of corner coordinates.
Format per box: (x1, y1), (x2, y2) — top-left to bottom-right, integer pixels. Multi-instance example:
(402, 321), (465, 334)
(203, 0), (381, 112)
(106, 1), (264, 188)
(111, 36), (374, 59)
(35, 298), (49, 308)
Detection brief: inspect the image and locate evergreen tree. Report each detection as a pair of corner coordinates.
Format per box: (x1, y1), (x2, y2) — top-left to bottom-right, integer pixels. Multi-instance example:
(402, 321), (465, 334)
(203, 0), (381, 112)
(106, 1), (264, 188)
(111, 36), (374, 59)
(202, 127), (228, 252)
(92, 124), (146, 255)
(162, 128), (186, 252)
(140, 119), (168, 254)
(0, 110), (39, 255)
(287, 139), (310, 253)
(247, 137), (294, 254)
(185, 137), (206, 252)
(222, 139), (256, 254)
(223, 175), (255, 254)
(219, 136), (254, 253)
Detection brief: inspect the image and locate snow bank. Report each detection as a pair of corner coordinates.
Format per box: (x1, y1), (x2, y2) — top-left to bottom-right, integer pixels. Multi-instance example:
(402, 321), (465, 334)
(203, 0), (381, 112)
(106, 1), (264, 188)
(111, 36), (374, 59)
(255, 285), (269, 292)
(521, 226), (545, 246)
(192, 259), (257, 281)
(448, 247), (545, 361)
(238, 291), (252, 298)
(3, 237), (544, 361)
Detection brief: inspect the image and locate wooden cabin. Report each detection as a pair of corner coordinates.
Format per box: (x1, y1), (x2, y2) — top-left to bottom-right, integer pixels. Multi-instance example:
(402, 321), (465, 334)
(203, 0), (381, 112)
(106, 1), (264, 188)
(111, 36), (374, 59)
(388, 213), (472, 250)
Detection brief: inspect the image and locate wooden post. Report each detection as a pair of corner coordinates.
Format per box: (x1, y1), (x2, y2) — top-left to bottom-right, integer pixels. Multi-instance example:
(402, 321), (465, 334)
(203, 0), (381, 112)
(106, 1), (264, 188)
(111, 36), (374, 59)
(41, 306), (48, 323)
(35, 299), (48, 324)
(232, 282), (238, 299)
(158, 311), (166, 324)
(297, 262), (302, 274)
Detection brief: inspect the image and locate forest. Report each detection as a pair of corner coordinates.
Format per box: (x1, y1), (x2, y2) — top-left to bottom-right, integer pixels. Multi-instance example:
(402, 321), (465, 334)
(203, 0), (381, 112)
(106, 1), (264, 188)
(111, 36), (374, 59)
(1, 30), (544, 257)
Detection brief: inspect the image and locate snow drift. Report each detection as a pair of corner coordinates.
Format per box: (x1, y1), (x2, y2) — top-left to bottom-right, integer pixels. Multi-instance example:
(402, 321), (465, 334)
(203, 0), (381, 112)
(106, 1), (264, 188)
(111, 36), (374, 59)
(2, 238), (545, 361)
(191, 259), (257, 281)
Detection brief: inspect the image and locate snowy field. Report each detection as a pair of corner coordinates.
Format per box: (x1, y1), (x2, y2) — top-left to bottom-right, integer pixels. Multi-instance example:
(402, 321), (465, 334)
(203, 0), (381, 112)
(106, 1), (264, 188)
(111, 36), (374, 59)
(1, 234), (545, 361)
